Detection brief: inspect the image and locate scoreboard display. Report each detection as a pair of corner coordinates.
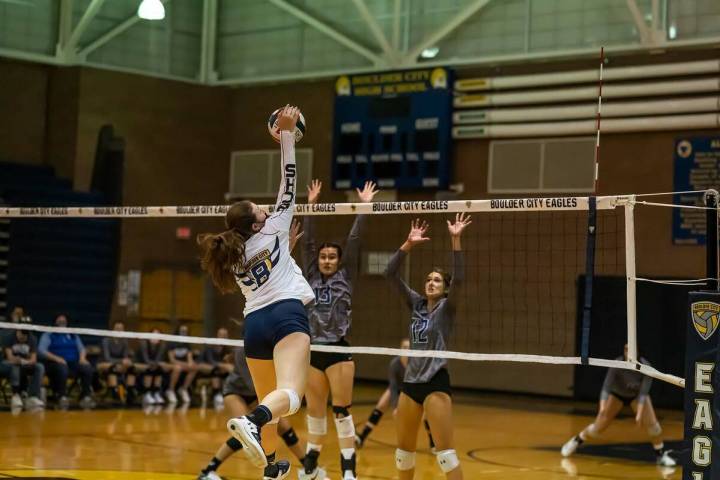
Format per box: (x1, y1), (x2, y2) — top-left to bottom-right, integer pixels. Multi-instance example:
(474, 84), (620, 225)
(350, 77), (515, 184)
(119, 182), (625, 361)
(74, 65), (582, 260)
(332, 68), (454, 190)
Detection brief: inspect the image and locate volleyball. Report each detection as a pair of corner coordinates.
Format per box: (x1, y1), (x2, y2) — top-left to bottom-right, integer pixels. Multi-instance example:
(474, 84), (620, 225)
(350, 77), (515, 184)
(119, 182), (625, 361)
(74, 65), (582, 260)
(267, 108), (306, 143)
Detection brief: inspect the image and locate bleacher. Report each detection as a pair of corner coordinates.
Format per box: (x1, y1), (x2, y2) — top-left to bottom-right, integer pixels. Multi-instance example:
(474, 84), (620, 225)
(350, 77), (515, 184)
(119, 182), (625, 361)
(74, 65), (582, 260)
(0, 161), (119, 330)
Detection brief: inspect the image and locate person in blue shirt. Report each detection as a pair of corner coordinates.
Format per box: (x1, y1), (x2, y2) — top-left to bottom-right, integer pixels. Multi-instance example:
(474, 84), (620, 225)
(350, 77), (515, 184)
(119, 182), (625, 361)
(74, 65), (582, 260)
(38, 314), (95, 409)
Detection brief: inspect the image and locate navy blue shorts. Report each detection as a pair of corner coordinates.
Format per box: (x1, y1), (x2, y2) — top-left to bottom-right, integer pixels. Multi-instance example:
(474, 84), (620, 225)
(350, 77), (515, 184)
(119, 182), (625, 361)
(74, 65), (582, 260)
(244, 299), (310, 360)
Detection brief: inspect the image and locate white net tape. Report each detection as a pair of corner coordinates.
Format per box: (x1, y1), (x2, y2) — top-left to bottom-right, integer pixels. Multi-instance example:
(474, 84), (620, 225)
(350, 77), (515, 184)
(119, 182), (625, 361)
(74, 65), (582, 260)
(0, 322), (684, 388)
(0, 196), (620, 218)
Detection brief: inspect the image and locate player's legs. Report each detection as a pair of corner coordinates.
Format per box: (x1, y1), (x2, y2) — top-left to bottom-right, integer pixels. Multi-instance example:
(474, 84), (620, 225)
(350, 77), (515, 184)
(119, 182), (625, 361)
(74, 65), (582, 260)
(423, 392), (462, 480)
(245, 358), (281, 460)
(561, 394), (623, 457)
(356, 388), (391, 447)
(199, 394), (253, 479)
(326, 360), (356, 479)
(227, 300), (309, 470)
(396, 392), (423, 480)
(277, 417), (305, 461)
(632, 397), (675, 465)
(304, 365), (330, 472)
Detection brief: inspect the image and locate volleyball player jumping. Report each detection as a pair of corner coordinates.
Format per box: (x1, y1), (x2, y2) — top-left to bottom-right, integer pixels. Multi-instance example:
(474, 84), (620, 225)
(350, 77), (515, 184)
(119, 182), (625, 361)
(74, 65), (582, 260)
(386, 215), (470, 480)
(298, 179), (378, 480)
(198, 105), (314, 480)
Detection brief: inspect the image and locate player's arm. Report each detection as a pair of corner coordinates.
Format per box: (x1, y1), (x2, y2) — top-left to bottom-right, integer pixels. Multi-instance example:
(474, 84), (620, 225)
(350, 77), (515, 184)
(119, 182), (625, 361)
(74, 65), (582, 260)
(302, 179), (321, 274)
(446, 213), (471, 306)
(77, 336), (89, 365)
(345, 181), (378, 279)
(267, 106), (301, 231)
(385, 219), (428, 308)
(4, 346), (18, 364)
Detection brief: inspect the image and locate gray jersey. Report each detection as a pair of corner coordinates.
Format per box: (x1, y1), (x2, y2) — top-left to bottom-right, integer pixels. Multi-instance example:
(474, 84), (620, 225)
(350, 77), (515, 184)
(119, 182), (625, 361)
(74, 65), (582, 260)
(136, 340), (166, 365)
(601, 355), (652, 400)
(388, 356), (406, 407)
(102, 337), (129, 362)
(385, 250), (463, 383)
(223, 347), (255, 397)
(302, 215), (366, 343)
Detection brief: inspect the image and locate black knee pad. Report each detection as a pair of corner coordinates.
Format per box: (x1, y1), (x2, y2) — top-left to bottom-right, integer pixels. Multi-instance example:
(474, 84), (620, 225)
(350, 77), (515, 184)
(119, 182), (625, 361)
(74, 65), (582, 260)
(226, 437), (242, 451)
(332, 405), (352, 418)
(369, 408), (383, 425)
(281, 427), (299, 447)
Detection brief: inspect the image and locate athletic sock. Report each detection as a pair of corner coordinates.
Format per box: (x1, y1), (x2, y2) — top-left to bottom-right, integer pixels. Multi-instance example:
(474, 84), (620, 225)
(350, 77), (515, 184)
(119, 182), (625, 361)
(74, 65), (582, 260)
(201, 457), (222, 474)
(247, 404), (272, 427)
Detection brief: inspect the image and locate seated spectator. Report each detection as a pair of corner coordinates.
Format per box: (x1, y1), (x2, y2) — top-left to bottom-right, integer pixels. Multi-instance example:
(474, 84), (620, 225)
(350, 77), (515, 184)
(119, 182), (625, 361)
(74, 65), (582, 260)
(197, 327), (234, 408)
(97, 322), (137, 404)
(166, 324), (197, 405)
(38, 314), (95, 409)
(2, 328), (45, 409)
(134, 327), (168, 405)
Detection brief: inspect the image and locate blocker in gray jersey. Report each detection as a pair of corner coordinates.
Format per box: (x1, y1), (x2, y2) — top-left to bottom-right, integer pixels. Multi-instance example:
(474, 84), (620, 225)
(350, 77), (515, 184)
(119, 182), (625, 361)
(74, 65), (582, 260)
(223, 347), (256, 397)
(385, 250), (463, 383)
(302, 214), (366, 343)
(601, 355), (653, 401)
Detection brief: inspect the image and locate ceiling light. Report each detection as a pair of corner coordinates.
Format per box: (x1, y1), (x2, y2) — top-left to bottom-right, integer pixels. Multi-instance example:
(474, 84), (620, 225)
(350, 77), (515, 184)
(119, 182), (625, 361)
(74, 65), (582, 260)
(420, 47), (439, 59)
(138, 0), (165, 20)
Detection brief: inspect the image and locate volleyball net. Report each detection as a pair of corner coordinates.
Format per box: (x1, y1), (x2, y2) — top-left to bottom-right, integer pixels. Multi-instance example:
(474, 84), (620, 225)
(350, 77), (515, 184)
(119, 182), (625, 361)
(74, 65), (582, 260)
(1, 191), (717, 390)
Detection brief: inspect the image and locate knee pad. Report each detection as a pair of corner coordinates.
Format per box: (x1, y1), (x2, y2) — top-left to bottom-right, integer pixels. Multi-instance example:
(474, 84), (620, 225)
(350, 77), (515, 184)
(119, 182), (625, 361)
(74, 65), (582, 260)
(306, 415), (328, 436)
(435, 449), (460, 473)
(334, 415), (355, 439)
(332, 405), (351, 417)
(225, 437), (242, 451)
(395, 449), (416, 471)
(369, 408), (383, 425)
(281, 427), (299, 447)
(280, 388), (300, 416)
(647, 422), (662, 437)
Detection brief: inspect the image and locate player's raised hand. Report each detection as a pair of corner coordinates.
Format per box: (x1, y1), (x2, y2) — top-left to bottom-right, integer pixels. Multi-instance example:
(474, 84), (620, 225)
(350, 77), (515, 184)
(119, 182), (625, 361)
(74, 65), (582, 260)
(356, 181), (379, 203)
(277, 105), (300, 131)
(404, 218), (430, 249)
(447, 212), (472, 238)
(307, 179), (322, 204)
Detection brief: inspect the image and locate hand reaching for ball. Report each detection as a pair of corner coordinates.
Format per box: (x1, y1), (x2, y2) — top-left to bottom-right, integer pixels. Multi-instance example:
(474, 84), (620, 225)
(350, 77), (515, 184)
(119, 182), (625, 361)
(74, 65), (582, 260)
(277, 105), (300, 132)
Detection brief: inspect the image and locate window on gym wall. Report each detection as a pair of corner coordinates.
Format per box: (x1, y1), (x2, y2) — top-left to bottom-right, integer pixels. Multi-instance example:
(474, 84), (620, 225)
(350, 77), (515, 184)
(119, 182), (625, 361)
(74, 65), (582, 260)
(488, 138), (596, 194)
(227, 149), (313, 201)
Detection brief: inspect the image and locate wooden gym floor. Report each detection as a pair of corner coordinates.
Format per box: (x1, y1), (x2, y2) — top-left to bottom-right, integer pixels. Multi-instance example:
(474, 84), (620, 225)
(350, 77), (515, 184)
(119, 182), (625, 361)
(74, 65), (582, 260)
(0, 384), (683, 479)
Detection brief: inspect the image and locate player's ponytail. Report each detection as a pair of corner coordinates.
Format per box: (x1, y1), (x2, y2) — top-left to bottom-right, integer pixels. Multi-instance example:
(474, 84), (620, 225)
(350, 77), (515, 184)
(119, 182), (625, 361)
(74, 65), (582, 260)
(198, 201), (256, 294)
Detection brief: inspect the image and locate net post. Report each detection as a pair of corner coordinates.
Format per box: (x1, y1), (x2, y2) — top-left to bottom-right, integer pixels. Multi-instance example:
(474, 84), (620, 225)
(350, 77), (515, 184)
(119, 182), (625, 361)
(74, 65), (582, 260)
(580, 196), (597, 365)
(705, 189), (719, 291)
(624, 197), (638, 363)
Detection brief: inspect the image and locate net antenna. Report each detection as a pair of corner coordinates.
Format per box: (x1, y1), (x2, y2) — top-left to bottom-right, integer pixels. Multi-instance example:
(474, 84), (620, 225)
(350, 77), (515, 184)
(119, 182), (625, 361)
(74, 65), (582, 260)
(593, 47), (604, 191)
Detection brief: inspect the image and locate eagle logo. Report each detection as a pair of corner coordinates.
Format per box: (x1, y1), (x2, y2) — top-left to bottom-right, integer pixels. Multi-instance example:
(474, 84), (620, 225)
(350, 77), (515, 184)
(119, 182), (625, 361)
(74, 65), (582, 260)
(691, 301), (720, 340)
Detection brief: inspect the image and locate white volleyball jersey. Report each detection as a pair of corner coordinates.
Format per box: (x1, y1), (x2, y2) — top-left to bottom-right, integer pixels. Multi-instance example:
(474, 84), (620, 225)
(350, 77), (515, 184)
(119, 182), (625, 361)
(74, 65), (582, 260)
(236, 131), (315, 315)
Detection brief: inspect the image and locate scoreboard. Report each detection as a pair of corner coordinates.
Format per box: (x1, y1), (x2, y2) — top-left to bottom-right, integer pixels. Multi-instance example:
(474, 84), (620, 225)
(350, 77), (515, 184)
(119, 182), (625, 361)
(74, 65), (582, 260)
(332, 68), (454, 190)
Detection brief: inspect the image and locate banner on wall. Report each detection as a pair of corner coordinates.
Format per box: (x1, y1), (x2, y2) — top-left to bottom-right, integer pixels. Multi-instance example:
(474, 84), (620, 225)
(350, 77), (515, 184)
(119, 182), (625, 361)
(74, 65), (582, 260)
(673, 136), (720, 245)
(684, 291), (720, 479)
